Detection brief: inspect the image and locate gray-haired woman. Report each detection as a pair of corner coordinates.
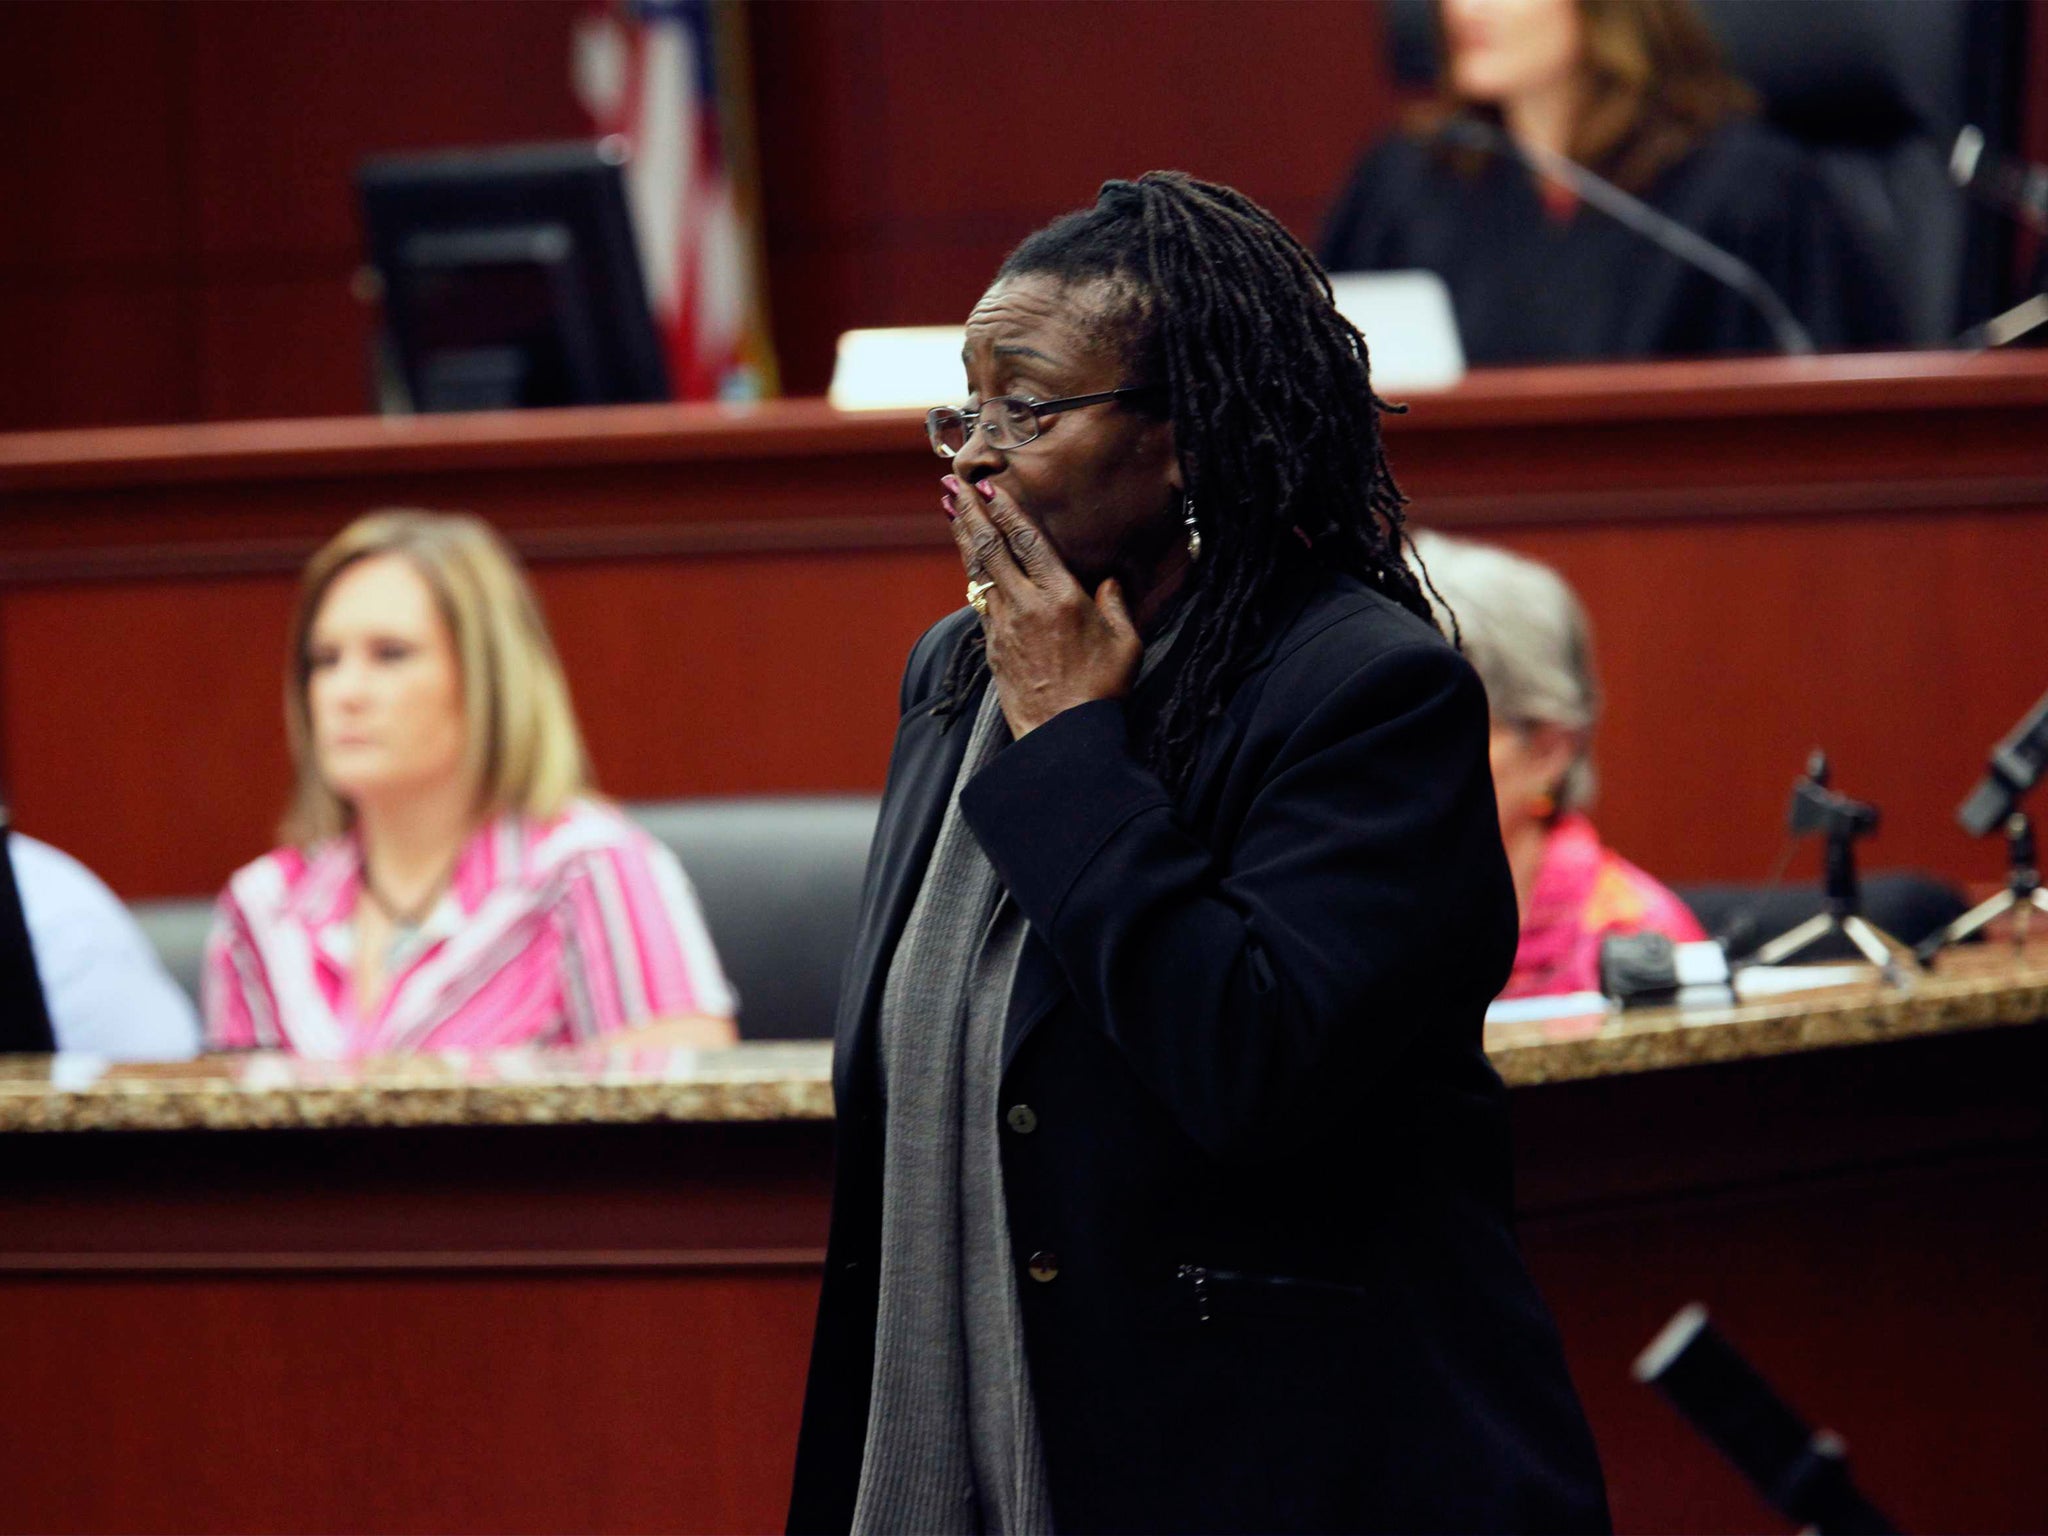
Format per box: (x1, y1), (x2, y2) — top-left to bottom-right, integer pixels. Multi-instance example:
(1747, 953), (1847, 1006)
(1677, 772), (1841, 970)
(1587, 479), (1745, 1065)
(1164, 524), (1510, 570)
(1413, 529), (1705, 998)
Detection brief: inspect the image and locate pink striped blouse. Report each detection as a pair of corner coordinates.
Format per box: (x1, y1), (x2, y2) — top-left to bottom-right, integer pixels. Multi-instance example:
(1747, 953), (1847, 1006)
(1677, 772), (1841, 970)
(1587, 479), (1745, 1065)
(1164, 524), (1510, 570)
(202, 800), (735, 1057)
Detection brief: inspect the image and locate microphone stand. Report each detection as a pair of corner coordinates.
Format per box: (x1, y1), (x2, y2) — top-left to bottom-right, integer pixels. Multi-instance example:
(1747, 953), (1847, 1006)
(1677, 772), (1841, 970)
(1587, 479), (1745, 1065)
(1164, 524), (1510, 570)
(1440, 118), (1818, 356)
(1917, 813), (2048, 966)
(1957, 293), (2048, 349)
(1919, 694), (2048, 966)
(1747, 753), (1916, 985)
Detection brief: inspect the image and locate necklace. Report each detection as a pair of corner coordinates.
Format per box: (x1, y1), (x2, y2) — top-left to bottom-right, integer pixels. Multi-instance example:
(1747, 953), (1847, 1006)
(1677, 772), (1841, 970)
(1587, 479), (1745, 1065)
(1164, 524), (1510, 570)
(361, 856), (457, 966)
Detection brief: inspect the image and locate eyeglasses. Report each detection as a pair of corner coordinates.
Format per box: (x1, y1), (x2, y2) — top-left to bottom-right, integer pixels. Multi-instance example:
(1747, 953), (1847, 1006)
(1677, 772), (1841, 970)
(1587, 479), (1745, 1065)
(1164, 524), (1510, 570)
(925, 386), (1161, 459)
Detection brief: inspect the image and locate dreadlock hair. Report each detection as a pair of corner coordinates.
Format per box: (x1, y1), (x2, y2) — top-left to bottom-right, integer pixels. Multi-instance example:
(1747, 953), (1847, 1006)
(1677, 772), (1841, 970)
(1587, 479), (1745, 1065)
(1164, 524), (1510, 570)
(936, 170), (1443, 797)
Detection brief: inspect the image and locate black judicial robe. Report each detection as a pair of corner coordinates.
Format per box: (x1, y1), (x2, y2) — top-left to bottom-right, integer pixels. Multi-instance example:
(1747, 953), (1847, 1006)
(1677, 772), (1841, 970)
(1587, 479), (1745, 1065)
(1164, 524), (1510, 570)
(1320, 119), (1903, 363)
(787, 567), (1610, 1535)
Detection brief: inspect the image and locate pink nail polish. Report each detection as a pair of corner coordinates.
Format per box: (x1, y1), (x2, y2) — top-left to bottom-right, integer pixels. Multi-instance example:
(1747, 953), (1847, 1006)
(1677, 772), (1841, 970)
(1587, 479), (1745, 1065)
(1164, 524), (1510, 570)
(941, 474), (963, 495)
(976, 479), (997, 500)
(942, 497), (959, 520)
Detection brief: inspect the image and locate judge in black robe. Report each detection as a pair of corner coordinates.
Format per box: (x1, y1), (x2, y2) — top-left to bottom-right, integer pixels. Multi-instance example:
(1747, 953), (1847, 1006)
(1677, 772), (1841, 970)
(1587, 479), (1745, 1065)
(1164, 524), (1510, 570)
(1320, 117), (1905, 364)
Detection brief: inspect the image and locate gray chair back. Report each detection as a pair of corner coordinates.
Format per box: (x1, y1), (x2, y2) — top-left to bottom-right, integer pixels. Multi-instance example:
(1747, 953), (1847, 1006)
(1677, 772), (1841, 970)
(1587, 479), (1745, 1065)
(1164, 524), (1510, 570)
(625, 795), (879, 1040)
(1695, 0), (2026, 345)
(1676, 869), (1969, 960)
(131, 898), (213, 1008)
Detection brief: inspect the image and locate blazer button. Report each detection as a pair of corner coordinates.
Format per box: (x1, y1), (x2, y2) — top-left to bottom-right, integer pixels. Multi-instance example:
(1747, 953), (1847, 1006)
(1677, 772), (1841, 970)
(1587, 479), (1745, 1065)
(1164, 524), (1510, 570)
(1005, 1103), (1039, 1135)
(1026, 1250), (1060, 1283)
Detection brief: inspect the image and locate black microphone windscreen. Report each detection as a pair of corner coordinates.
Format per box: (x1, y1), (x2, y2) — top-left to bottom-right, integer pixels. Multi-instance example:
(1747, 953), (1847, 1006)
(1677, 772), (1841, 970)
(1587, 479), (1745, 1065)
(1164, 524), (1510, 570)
(1635, 1305), (1898, 1535)
(1959, 776), (2014, 838)
(1636, 1305), (1815, 1492)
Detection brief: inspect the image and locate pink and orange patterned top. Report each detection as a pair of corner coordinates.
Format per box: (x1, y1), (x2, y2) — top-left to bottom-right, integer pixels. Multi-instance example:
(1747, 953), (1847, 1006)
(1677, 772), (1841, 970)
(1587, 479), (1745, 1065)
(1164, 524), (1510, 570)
(1504, 812), (1706, 1000)
(202, 800), (735, 1057)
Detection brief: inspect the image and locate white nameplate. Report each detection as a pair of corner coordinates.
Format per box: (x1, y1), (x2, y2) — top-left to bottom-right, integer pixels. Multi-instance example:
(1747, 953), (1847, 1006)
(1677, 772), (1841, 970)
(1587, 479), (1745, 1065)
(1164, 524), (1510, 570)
(829, 326), (968, 412)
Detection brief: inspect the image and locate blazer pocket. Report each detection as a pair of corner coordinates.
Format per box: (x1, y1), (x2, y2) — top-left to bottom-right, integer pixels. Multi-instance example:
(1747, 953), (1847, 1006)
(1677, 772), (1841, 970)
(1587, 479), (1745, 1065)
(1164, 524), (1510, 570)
(1173, 1264), (1374, 1325)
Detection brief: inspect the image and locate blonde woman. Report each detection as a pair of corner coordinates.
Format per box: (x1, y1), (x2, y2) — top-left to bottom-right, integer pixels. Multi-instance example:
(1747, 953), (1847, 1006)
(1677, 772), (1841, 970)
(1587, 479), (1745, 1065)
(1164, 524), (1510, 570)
(203, 511), (735, 1056)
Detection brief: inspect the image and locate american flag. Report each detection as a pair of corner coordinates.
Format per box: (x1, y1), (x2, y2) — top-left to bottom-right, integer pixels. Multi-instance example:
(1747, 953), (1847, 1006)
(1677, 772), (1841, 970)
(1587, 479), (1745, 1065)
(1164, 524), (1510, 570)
(573, 0), (775, 400)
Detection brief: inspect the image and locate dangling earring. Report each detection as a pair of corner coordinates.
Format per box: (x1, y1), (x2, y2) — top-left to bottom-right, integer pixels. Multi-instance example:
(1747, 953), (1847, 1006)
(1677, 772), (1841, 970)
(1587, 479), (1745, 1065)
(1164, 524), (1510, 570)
(1182, 495), (1202, 563)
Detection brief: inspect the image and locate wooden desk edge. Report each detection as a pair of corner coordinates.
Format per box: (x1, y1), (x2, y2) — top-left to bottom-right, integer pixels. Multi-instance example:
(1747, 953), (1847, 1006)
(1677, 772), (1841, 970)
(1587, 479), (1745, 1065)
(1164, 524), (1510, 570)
(7, 352), (2047, 493)
(3, 956), (2041, 1133)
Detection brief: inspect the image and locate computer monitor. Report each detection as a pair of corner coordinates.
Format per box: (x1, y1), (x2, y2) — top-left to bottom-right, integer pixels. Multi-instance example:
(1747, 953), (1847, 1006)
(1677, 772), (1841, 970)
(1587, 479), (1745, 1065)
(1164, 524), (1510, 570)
(357, 140), (670, 413)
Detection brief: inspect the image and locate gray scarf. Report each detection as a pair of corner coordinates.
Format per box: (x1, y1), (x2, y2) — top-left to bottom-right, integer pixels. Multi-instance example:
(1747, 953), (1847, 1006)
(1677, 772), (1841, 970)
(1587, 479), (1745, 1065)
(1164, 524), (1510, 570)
(853, 614), (1184, 1536)
(853, 680), (1047, 1536)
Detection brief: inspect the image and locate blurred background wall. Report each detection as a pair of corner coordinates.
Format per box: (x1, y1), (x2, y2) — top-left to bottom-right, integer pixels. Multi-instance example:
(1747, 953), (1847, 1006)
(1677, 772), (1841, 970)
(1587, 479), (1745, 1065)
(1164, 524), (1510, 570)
(1, 0), (1410, 429)
(5, 0), (2048, 903)
(9, 0), (2045, 429)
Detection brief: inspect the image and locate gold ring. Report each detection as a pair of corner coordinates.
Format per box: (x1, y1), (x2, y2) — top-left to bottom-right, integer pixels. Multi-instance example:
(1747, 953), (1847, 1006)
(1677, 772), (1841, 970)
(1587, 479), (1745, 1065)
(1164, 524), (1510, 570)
(966, 578), (995, 615)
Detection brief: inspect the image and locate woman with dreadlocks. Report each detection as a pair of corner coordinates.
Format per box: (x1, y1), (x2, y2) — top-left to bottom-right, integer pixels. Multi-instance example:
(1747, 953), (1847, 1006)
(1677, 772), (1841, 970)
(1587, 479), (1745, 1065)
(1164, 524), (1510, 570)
(788, 173), (1608, 1536)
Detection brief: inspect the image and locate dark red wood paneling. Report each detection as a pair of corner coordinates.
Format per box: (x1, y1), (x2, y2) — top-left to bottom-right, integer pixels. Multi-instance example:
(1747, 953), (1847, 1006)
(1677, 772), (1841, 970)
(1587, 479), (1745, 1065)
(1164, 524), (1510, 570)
(543, 550), (957, 802)
(0, 551), (956, 897)
(0, 0), (195, 430)
(0, 576), (301, 895)
(0, 280), (197, 432)
(0, 0), (1399, 428)
(0, 1117), (838, 1535)
(1462, 508), (2048, 896)
(182, 0), (591, 263)
(1514, 1026), (2048, 1536)
(195, 269), (381, 422)
(0, 0), (593, 433)
(0, 0), (185, 272)
(0, 1025), (2040, 1535)
(6, 1), (2048, 425)
(0, 1270), (820, 1534)
(1, 354), (2043, 899)
(749, 0), (1397, 394)
(1526, 1158), (2048, 1536)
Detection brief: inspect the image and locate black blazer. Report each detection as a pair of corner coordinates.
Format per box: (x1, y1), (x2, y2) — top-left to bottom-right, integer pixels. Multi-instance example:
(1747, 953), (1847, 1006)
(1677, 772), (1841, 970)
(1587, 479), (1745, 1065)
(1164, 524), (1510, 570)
(789, 568), (1610, 1535)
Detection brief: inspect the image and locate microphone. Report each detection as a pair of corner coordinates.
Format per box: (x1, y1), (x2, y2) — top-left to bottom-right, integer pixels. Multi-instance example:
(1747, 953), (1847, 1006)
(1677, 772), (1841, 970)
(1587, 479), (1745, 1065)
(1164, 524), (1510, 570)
(1958, 686), (2048, 838)
(1635, 1304), (1897, 1536)
(1437, 117), (1817, 355)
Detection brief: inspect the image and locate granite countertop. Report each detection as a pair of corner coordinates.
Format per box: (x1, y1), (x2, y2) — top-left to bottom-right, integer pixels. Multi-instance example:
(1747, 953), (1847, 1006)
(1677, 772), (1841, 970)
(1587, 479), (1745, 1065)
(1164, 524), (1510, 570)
(1481, 941), (2048, 1083)
(0, 1039), (838, 1134)
(3, 944), (2043, 1134)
